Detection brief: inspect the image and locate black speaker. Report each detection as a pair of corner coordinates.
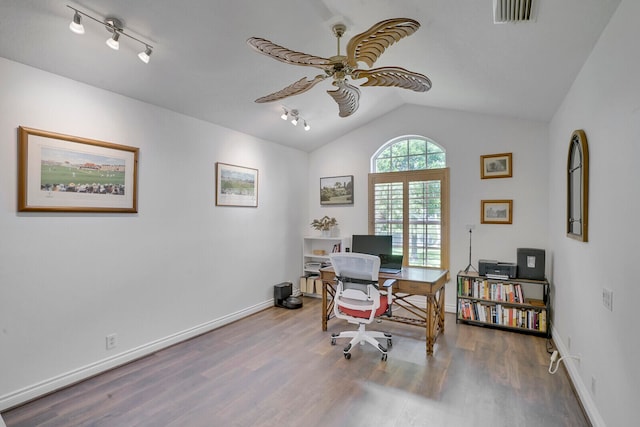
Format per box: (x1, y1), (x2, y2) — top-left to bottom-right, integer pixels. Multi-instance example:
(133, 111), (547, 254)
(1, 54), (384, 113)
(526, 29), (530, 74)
(517, 248), (545, 280)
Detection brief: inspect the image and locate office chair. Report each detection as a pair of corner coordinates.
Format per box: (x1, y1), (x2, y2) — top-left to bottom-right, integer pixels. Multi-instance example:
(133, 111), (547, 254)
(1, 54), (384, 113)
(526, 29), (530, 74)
(329, 252), (396, 361)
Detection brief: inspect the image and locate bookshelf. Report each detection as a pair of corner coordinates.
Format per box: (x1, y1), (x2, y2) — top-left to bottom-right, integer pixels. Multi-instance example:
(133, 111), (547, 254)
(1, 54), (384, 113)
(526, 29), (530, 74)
(456, 271), (550, 337)
(301, 236), (347, 296)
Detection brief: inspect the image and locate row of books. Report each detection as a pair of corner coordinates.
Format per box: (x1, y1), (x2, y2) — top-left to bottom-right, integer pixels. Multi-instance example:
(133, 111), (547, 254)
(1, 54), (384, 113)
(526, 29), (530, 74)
(458, 298), (547, 332)
(458, 277), (525, 304)
(300, 274), (322, 294)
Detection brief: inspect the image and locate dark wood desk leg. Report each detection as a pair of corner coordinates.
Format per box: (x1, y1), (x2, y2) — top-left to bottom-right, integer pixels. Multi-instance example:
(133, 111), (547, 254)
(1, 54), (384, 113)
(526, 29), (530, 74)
(438, 287), (445, 333)
(322, 281), (328, 331)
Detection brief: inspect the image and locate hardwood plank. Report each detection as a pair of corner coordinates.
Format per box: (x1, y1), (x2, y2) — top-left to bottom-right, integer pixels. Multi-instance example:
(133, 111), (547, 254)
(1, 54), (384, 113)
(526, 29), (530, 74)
(2, 297), (590, 427)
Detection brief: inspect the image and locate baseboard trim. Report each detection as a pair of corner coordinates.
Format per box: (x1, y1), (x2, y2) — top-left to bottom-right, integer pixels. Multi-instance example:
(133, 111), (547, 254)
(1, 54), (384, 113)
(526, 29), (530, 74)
(551, 324), (605, 427)
(0, 299), (273, 412)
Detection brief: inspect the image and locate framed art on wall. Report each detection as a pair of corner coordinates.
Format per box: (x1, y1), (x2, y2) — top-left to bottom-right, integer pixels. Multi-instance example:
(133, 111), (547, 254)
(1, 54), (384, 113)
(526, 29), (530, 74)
(216, 162), (258, 207)
(18, 126), (139, 213)
(481, 152), (512, 179)
(320, 175), (353, 205)
(481, 199), (513, 224)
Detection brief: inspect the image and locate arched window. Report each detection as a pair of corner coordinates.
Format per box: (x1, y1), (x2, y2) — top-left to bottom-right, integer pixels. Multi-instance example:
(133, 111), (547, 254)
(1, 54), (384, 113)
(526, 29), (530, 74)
(372, 135), (446, 172)
(368, 135), (449, 270)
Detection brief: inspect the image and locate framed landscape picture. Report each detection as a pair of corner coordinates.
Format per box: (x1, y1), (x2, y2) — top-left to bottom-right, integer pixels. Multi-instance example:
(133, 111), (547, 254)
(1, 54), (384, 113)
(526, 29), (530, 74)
(216, 162), (258, 207)
(481, 152), (512, 179)
(481, 199), (513, 224)
(320, 175), (353, 205)
(18, 126), (139, 213)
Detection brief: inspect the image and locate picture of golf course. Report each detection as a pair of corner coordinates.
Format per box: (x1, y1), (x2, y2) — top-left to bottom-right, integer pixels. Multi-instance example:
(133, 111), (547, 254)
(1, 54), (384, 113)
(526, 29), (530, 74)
(40, 147), (126, 195)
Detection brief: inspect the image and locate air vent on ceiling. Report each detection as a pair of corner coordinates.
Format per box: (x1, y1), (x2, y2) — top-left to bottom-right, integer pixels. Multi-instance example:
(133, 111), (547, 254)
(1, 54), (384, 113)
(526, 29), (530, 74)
(493, 0), (538, 24)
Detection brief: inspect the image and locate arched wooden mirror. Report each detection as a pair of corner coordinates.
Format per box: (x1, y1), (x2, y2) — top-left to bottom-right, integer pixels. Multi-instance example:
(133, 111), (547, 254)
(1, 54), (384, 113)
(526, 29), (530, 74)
(567, 129), (589, 241)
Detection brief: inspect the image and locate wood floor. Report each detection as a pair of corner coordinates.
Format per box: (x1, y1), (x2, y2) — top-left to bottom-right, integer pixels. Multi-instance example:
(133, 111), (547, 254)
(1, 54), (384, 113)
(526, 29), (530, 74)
(2, 297), (589, 427)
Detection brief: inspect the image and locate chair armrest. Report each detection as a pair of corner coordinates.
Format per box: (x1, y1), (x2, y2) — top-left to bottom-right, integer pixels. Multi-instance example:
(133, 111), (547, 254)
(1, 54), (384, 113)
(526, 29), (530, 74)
(382, 279), (396, 288)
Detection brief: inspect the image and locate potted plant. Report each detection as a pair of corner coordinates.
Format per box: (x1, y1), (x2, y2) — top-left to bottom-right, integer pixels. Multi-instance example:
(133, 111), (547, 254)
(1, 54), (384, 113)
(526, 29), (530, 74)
(310, 216), (338, 236)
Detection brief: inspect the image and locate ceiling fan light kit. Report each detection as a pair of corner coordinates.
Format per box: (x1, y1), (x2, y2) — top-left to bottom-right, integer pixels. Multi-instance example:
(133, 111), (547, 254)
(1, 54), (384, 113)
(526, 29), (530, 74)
(247, 18), (431, 118)
(66, 5), (154, 64)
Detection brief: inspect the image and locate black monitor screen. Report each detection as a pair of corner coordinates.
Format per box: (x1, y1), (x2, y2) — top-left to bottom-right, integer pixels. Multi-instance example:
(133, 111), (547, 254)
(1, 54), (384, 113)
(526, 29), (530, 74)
(351, 235), (392, 257)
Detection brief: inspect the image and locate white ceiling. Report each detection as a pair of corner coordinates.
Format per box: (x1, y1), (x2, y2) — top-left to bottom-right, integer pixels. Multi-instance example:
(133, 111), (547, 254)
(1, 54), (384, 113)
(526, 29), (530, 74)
(0, 0), (621, 152)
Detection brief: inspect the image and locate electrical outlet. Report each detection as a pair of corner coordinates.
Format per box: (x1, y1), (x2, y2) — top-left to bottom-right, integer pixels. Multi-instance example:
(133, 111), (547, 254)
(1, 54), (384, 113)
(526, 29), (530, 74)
(106, 333), (117, 350)
(602, 288), (613, 311)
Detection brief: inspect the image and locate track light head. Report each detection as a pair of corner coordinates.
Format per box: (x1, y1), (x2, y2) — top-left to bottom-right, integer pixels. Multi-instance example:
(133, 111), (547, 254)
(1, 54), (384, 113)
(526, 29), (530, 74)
(105, 18), (123, 50)
(106, 32), (120, 50)
(69, 11), (85, 35)
(138, 46), (152, 63)
(280, 109), (288, 120)
(290, 109), (299, 126)
(304, 121), (310, 131)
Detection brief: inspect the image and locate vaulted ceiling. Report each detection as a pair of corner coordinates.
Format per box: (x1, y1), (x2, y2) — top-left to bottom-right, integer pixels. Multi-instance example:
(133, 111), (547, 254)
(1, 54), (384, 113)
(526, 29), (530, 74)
(0, 0), (621, 151)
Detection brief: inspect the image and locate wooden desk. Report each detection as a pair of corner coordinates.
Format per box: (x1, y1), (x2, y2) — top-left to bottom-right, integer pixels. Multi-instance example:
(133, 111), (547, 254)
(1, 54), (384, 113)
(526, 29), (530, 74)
(320, 267), (448, 356)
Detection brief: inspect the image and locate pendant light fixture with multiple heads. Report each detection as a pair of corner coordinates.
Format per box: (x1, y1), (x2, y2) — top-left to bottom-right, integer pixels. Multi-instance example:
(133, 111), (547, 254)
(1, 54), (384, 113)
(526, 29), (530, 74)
(280, 108), (310, 131)
(66, 5), (154, 64)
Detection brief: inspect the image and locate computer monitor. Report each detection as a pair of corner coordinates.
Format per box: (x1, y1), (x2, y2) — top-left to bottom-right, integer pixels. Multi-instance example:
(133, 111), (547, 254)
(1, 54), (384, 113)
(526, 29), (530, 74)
(351, 234), (392, 257)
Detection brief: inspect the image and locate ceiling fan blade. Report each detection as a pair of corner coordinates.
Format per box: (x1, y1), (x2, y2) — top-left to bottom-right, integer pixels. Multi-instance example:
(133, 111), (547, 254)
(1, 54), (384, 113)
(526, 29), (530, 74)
(353, 66), (432, 92)
(327, 81), (361, 117)
(346, 18), (420, 68)
(255, 75), (327, 103)
(247, 37), (333, 71)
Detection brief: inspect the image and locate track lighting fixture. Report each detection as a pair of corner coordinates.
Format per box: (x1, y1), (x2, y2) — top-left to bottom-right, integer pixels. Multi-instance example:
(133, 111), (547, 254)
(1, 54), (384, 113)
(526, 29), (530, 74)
(279, 107), (310, 131)
(67, 5), (154, 64)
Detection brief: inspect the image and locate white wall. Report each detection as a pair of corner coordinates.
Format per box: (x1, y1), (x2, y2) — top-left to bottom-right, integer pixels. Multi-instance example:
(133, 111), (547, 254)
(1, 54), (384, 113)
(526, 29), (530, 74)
(308, 104), (549, 311)
(0, 57), (308, 409)
(548, 0), (640, 425)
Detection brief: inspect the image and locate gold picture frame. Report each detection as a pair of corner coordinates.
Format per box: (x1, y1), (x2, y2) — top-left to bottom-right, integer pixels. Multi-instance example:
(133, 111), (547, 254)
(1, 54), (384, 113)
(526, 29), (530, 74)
(481, 199), (513, 224)
(18, 126), (139, 213)
(481, 153), (512, 179)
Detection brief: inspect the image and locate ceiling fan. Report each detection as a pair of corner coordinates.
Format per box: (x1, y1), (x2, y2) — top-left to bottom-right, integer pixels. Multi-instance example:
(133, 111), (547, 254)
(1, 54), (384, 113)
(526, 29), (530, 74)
(247, 18), (432, 118)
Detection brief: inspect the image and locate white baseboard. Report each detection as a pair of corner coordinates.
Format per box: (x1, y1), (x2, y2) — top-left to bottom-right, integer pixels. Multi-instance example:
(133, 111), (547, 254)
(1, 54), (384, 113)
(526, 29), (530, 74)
(0, 299), (273, 412)
(550, 324), (605, 427)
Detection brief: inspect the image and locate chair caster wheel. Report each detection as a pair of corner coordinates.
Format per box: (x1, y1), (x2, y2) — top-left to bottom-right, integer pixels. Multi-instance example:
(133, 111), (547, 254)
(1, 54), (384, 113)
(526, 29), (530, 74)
(381, 353), (388, 361)
(387, 339), (393, 347)
(331, 338), (336, 345)
(344, 352), (351, 360)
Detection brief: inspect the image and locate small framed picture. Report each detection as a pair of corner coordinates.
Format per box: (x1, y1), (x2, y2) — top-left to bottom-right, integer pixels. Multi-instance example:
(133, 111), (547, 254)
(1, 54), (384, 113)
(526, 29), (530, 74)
(481, 153), (512, 179)
(320, 175), (353, 205)
(481, 200), (513, 224)
(216, 162), (258, 207)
